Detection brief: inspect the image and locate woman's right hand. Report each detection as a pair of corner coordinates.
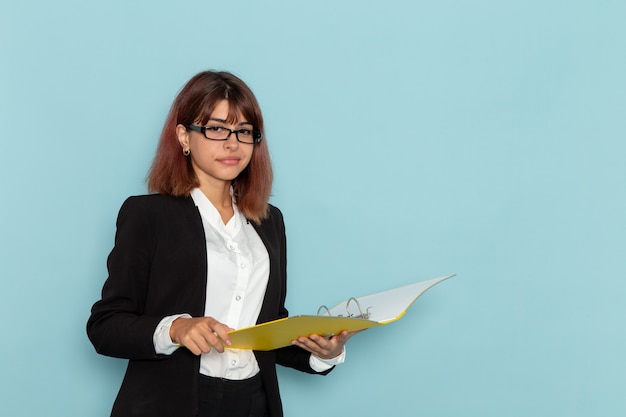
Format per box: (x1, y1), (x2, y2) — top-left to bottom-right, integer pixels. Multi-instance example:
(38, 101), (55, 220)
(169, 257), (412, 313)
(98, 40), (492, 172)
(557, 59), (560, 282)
(170, 317), (233, 355)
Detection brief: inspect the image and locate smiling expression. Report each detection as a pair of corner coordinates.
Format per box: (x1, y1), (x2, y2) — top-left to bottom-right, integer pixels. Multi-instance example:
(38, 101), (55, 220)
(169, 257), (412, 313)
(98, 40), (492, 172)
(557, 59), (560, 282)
(177, 100), (255, 190)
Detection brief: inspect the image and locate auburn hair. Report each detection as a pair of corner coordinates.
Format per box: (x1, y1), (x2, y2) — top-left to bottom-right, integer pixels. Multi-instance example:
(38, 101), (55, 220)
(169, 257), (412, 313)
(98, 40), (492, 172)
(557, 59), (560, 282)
(147, 71), (273, 224)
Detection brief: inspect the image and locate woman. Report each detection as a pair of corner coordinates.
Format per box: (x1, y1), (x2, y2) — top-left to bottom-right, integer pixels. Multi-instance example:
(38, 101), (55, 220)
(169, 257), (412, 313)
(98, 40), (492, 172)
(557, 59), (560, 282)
(87, 71), (355, 417)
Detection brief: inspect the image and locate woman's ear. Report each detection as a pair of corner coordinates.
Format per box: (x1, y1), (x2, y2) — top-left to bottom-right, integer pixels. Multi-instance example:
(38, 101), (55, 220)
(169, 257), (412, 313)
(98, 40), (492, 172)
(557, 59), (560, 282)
(176, 124), (190, 151)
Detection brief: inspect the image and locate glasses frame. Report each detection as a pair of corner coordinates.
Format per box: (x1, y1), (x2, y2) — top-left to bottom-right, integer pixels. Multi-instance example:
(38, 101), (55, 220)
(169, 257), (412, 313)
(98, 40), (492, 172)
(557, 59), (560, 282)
(187, 124), (263, 144)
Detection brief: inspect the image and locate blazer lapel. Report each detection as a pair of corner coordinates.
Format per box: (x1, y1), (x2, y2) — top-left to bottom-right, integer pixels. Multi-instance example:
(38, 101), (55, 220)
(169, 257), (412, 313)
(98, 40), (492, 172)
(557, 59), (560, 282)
(252, 217), (282, 324)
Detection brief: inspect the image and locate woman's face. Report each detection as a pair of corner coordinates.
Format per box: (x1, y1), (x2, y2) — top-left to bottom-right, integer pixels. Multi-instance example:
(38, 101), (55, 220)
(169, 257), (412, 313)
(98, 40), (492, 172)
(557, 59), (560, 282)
(177, 99), (255, 189)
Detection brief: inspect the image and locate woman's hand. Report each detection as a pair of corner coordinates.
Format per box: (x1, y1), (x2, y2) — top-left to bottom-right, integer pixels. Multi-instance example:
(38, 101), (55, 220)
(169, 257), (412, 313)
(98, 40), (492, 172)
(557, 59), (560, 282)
(170, 317), (234, 356)
(291, 330), (360, 360)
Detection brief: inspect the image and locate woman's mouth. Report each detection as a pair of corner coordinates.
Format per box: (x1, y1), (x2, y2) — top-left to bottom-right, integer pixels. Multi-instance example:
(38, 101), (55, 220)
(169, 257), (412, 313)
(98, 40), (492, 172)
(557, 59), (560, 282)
(217, 157), (241, 166)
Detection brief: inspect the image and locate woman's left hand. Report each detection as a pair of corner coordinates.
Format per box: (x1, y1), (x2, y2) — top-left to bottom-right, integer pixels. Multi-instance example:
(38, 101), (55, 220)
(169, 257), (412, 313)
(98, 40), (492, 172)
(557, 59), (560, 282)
(291, 330), (360, 360)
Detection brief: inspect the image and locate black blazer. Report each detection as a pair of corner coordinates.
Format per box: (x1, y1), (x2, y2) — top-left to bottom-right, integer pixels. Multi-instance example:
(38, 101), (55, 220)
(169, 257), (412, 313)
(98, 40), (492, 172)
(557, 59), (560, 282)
(87, 194), (329, 417)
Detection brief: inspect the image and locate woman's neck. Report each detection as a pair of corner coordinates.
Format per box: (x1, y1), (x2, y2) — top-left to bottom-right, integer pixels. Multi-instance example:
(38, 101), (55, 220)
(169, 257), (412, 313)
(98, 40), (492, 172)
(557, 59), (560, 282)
(198, 181), (234, 224)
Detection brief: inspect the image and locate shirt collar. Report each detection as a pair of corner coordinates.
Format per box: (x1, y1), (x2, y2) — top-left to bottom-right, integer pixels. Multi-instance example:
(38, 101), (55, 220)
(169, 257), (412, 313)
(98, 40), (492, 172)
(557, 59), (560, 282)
(190, 188), (242, 235)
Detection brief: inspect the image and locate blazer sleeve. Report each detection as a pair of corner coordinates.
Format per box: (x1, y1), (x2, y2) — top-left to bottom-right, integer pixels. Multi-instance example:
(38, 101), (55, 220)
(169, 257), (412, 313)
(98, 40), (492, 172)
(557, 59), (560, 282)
(87, 197), (163, 360)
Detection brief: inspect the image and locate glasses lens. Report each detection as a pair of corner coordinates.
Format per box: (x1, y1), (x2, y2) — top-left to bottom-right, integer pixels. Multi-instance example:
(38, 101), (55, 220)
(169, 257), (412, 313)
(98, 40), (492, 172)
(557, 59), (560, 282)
(199, 125), (261, 143)
(204, 126), (229, 140)
(246, 130), (262, 143)
(236, 129), (255, 144)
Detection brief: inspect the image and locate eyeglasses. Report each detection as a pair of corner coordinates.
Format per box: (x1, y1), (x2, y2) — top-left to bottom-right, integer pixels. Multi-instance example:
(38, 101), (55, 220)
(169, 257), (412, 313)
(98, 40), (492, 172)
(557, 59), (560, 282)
(187, 124), (263, 144)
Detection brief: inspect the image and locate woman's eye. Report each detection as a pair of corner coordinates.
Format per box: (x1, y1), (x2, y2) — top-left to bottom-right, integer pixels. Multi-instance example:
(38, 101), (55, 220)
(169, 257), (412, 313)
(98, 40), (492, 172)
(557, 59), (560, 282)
(238, 129), (252, 136)
(207, 126), (224, 132)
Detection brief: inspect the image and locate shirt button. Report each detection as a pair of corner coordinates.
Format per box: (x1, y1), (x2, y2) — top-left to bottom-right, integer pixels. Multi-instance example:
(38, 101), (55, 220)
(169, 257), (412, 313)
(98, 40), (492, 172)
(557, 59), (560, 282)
(231, 360), (237, 366)
(235, 295), (242, 301)
(228, 244), (236, 250)
(240, 263), (247, 269)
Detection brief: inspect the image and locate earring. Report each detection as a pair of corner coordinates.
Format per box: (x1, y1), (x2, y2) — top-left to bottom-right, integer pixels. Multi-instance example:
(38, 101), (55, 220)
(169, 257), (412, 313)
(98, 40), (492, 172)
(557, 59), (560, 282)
(183, 149), (190, 156)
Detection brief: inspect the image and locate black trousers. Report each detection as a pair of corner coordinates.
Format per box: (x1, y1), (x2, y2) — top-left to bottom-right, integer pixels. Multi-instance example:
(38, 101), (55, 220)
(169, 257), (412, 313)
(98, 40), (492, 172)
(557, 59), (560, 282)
(197, 373), (268, 417)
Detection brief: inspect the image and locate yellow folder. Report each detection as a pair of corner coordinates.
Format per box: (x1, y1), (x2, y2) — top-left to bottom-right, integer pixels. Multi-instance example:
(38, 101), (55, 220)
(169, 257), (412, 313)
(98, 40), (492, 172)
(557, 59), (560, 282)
(226, 274), (455, 350)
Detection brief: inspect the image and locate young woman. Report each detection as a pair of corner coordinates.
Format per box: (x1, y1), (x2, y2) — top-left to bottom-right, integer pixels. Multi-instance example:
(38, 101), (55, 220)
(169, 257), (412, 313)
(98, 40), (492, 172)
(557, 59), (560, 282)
(87, 71), (355, 417)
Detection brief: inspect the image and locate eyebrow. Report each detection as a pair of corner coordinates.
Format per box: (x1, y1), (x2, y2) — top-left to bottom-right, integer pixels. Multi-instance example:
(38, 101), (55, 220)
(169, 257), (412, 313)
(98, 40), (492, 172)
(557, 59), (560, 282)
(208, 117), (253, 127)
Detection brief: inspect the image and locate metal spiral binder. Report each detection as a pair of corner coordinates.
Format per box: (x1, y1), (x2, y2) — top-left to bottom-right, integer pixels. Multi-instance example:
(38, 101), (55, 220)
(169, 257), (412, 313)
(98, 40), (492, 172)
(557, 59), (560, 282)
(317, 297), (372, 320)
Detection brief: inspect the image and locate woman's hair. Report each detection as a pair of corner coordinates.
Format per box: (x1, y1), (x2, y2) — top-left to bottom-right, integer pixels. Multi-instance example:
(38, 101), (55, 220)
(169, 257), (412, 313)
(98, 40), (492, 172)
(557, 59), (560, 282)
(147, 71), (273, 224)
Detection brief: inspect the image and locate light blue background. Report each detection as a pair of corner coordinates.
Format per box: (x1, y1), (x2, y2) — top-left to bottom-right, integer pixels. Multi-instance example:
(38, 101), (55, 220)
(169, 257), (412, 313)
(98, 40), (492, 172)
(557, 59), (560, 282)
(1, 1), (625, 416)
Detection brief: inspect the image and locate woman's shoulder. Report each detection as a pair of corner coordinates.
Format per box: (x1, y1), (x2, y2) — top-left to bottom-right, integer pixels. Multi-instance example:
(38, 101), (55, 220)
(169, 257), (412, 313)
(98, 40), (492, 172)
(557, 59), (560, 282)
(253, 203), (285, 238)
(266, 203), (283, 219)
(262, 203), (284, 225)
(118, 193), (195, 217)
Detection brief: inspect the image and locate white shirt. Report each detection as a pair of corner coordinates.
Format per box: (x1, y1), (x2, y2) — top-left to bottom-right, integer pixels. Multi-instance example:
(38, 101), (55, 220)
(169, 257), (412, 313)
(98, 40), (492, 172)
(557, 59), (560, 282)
(194, 187), (271, 378)
(153, 188), (344, 378)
